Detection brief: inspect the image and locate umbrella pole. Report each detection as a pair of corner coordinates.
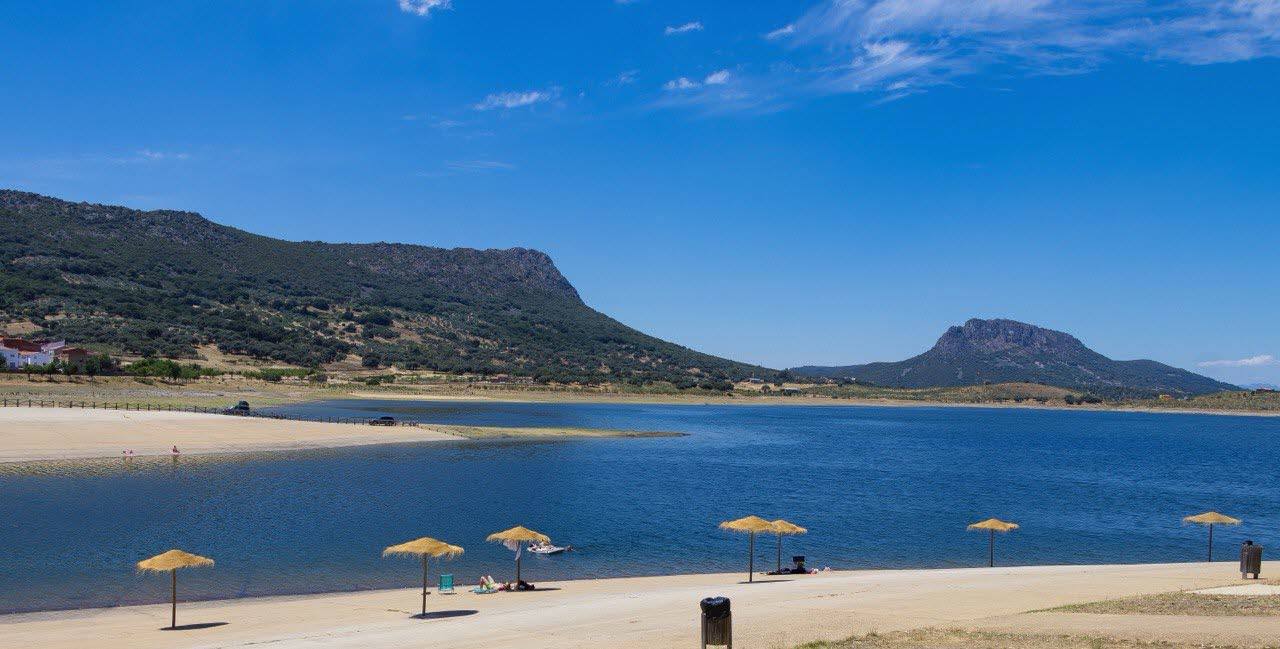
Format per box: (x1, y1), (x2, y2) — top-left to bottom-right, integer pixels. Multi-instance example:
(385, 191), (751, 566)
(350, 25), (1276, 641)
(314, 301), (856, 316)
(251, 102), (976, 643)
(1208, 524), (1214, 562)
(421, 555), (428, 616)
(748, 532), (755, 583)
(170, 569), (177, 629)
(776, 533), (782, 573)
(517, 547), (522, 585)
(988, 529), (995, 568)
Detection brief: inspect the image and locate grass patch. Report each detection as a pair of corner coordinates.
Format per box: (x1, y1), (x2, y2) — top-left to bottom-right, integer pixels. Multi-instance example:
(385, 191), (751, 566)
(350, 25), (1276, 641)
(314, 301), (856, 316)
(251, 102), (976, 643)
(794, 628), (1253, 649)
(1051, 591), (1280, 617)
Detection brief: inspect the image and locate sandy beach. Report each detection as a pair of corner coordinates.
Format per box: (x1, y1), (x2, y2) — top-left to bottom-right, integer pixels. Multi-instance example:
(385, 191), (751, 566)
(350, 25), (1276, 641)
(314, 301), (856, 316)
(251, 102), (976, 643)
(1, 562), (1266, 649)
(0, 407), (461, 463)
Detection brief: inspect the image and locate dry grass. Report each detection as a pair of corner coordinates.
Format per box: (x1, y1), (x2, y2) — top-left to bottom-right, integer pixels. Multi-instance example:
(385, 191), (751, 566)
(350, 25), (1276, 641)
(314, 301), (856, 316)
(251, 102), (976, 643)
(1052, 592), (1280, 617)
(795, 628), (1253, 649)
(0, 374), (320, 408)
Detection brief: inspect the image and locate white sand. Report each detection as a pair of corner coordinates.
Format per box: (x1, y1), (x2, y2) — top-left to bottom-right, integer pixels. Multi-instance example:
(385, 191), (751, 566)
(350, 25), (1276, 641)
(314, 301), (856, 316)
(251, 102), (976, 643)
(0, 407), (460, 462)
(0, 562), (1261, 649)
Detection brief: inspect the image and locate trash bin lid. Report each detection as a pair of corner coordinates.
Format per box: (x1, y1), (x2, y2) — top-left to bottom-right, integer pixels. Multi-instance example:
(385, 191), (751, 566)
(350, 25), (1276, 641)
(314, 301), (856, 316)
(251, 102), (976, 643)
(700, 596), (731, 619)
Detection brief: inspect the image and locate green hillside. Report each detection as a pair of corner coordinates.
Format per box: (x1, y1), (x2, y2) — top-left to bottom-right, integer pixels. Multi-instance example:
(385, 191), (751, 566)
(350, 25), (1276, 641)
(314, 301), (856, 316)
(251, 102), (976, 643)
(0, 190), (771, 385)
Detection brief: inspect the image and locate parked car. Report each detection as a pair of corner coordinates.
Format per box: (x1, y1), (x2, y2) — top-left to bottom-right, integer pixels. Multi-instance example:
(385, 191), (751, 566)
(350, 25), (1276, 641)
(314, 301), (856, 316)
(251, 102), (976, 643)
(225, 400), (251, 415)
(369, 416), (397, 426)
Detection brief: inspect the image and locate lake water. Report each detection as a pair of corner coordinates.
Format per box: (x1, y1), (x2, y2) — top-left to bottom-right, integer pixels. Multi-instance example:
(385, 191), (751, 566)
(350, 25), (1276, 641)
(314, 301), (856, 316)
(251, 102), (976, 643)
(2, 400), (1277, 614)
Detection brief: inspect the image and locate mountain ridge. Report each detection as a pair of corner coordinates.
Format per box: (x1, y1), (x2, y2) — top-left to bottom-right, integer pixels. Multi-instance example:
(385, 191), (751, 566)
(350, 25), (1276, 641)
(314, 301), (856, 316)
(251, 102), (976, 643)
(0, 190), (770, 385)
(791, 318), (1236, 397)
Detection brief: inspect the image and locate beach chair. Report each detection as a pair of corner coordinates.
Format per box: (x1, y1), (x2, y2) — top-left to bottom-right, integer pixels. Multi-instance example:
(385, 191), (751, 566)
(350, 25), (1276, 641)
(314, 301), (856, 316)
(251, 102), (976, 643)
(438, 574), (455, 594)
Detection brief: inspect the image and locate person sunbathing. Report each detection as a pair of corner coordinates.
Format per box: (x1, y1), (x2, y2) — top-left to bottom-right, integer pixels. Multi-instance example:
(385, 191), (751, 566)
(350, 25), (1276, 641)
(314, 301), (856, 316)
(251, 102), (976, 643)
(473, 575), (499, 594)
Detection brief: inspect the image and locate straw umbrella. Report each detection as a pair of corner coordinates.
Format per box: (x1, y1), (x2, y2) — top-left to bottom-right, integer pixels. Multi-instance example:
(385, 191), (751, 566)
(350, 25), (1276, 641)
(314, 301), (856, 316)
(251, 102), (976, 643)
(967, 518), (1019, 567)
(486, 525), (550, 585)
(136, 549), (214, 630)
(1184, 511), (1241, 562)
(383, 537), (465, 617)
(769, 519), (808, 573)
(720, 516), (774, 582)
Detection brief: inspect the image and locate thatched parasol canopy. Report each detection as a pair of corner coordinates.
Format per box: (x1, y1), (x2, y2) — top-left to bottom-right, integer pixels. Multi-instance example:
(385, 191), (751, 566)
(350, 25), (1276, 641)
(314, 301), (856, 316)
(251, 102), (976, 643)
(967, 518), (1019, 533)
(770, 520), (807, 535)
(487, 525), (550, 585)
(383, 537), (464, 616)
(137, 549), (214, 572)
(720, 516), (773, 582)
(967, 518), (1018, 567)
(719, 515), (775, 533)
(1184, 512), (1241, 526)
(1183, 511), (1240, 562)
(137, 549), (213, 629)
(487, 525), (550, 544)
(768, 519), (808, 573)
(383, 537), (465, 559)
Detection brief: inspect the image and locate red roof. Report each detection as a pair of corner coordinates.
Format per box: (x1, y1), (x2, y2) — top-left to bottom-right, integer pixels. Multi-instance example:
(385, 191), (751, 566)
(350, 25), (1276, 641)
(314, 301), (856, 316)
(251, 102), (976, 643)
(1, 338), (42, 352)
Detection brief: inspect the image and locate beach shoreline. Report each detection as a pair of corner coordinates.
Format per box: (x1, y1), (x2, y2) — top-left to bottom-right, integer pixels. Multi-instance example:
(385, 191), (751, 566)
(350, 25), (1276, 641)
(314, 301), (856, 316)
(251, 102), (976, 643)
(0, 408), (676, 464)
(1, 562), (1263, 649)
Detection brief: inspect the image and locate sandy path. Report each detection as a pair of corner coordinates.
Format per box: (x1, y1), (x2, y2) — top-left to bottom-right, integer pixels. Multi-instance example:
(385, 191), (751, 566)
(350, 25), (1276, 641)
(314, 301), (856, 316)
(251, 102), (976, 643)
(0, 562), (1251, 649)
(0, 407), (460, 462)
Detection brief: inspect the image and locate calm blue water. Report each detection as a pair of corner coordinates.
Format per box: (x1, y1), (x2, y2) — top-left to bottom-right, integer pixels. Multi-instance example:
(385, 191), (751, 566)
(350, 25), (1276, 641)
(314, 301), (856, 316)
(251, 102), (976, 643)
(1, 401), (1277, 614)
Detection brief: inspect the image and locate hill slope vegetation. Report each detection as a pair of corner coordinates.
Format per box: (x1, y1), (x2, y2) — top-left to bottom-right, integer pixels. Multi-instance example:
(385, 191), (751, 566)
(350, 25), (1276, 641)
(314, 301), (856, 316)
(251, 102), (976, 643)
(791, 318), (1235, 397)
(0, 190), (770, 385)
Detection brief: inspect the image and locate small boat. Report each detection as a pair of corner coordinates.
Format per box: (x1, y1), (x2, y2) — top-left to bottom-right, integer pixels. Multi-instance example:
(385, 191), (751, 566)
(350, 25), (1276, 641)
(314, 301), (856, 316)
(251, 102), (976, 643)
(527, 541), (569, 555)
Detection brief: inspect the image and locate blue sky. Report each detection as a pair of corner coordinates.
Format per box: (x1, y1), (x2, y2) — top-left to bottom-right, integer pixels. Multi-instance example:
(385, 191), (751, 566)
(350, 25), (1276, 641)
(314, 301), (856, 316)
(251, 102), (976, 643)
(1, 1), (1278, 383)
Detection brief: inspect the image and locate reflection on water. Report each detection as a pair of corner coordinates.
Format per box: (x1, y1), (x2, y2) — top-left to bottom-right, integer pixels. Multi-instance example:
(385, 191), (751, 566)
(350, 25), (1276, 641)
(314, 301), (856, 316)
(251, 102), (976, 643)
(2, 401), (1278, 614)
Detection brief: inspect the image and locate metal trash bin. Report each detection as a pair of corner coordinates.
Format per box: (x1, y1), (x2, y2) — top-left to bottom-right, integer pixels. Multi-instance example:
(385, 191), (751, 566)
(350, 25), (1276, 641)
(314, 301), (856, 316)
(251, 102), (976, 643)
(700, 596), (732, 648)
(1241, 541), (1263, 579)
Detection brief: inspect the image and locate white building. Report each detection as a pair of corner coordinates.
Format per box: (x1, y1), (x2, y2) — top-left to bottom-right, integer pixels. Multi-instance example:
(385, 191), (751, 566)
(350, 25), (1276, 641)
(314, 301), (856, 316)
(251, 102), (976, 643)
(0, 339), (63, 369)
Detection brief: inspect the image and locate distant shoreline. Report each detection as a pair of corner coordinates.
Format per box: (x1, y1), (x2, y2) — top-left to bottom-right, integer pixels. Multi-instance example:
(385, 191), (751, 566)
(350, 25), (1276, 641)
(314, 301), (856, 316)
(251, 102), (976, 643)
(0, 375), (1275, 429)
(340, 387), (1280, 418)
(0, 407), (678, 465)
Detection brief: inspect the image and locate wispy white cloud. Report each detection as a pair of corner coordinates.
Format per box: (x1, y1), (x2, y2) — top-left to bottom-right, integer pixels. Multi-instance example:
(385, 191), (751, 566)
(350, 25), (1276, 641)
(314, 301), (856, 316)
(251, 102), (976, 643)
(656, 69), (781, 114)
(1200, 354), (1278, 367)
(473, 88), (557, 111)
(665, 21), (704, 36)
(766, 24), (796, 40)
(397, 0), (451, 17)
(663, 77), (698, 91)
(610, 70), (639, 86)
(133, 149), (190, 162)
(418, 159), (516, 178)
(703, 69), (732, 85)
(663, 70), (732, 91)
(777, 0), (1280, 99)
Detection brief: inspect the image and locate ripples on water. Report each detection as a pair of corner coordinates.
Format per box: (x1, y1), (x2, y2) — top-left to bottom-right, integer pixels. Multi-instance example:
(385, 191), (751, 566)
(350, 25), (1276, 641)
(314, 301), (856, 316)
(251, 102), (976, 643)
(1, 401), (1277, 613)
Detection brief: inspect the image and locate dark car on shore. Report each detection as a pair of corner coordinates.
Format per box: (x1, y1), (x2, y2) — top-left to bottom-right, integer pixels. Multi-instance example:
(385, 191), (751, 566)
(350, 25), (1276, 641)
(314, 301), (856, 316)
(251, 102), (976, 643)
(369, 416), (397, 426)
(225, 401), (251, 415)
